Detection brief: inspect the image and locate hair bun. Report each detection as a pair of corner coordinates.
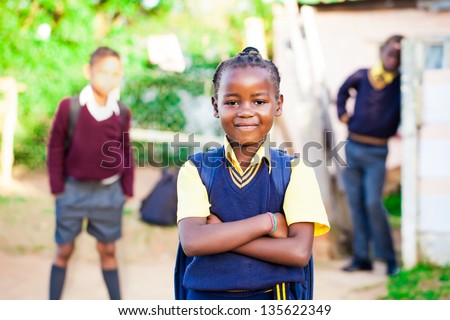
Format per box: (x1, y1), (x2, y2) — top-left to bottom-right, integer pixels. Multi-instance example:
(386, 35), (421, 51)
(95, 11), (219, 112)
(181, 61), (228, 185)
(242, 47), (259, 55)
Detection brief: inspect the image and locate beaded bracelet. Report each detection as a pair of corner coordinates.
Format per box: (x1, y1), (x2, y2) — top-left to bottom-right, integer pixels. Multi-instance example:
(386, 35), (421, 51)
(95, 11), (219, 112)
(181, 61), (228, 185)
(266, 212), (277, 234)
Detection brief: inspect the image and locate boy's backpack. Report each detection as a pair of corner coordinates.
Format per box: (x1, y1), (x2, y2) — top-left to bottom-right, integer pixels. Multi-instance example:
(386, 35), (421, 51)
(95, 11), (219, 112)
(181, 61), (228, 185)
(139, 168), (179, 226)
(65, 94), (128, 152)
(174, 147), (314, 300)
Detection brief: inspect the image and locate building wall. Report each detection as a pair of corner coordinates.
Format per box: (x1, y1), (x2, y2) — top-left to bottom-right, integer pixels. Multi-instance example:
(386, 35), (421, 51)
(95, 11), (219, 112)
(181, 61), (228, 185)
(311, 8), (450, 171)
(309, 7), (450, 266)
(417, 68), (450, 266)
(313, 8), (450, 96)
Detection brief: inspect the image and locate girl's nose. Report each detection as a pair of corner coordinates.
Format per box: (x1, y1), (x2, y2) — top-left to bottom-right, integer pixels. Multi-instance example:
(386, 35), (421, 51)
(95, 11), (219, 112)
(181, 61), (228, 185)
(237, 102), (254, 117)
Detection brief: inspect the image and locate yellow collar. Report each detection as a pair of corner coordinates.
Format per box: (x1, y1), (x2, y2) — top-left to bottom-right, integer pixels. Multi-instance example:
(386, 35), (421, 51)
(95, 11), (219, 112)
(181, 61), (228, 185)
(224, 136), (272, 175)
(368, 61), (397, 90)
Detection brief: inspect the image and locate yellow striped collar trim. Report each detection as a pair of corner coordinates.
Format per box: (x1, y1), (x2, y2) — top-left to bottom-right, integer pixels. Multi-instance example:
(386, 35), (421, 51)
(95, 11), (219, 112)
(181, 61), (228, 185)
(228, 160), (262, 189)
(223, 136), (272, 176)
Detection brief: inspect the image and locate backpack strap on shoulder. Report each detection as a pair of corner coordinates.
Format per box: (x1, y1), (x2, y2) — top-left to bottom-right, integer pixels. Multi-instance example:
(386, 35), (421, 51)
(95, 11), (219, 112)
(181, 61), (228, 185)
(118, 101), (128, 134)
(175, 146), (224, 300)
(65, 95), (81, 154)
(65, 96), (128, 153)
(269, 148), (294, 200)
(191, 146), (225, 196)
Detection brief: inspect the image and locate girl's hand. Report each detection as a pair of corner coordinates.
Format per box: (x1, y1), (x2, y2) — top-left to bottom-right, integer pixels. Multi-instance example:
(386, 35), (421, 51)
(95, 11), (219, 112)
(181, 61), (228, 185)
(269, 212), (288, 239)
(207, 213), (222, 225)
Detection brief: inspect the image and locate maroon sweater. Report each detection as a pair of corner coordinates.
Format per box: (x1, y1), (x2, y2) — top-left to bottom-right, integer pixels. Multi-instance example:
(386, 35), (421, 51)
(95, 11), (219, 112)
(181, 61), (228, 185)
(47, 97), (134, 196)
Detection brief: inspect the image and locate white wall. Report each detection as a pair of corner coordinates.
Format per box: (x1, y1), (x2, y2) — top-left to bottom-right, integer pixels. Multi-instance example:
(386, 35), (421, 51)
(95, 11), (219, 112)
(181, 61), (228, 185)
(417, 69), (450, 266)
(312, 8), (450, 170)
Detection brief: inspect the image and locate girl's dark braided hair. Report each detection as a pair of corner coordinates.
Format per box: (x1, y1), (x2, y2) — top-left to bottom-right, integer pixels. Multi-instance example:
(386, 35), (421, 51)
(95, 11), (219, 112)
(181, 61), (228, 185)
(212, 47), (281, 99)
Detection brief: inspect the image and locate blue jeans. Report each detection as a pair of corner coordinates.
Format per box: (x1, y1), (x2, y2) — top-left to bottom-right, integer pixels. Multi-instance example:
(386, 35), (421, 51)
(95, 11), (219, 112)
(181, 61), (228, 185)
(342, 140), (397, 264)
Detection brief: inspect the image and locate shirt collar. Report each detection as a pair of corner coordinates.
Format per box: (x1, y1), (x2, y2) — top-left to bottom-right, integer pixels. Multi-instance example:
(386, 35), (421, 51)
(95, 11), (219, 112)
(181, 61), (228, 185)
(224, 135), (273, 175)
(79, 84), (121, 116)
(368, 61), (397, 90)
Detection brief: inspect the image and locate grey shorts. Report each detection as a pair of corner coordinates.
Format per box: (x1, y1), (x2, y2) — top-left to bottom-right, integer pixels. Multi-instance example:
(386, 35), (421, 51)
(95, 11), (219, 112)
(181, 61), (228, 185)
(55, 178), (126, 244)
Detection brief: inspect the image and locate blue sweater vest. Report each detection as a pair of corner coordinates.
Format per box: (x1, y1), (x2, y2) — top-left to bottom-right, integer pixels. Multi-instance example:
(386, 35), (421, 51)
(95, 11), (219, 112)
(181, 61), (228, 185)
(337, 69), (401, 139)
(183, 156), (305, 291)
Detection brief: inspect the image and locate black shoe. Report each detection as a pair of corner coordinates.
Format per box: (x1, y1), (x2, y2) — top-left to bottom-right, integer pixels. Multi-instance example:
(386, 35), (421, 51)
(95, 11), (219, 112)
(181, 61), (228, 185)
(387, 262), (400, 276)
(342, 260), (373, 272)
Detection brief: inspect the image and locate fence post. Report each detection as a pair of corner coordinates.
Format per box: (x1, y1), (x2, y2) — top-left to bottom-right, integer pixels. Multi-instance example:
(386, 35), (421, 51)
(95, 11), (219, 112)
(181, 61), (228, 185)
(0, 77), (25, 186)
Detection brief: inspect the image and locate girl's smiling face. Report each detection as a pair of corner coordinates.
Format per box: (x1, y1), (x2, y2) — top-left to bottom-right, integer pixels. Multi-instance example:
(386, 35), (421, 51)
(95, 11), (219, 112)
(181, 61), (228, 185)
(212, 66), (283, 147)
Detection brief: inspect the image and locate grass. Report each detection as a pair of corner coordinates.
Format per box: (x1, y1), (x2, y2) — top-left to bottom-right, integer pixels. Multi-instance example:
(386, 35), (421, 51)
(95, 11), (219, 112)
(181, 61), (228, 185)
(384, 191), (402, 228)
(0, 195), (27, 205)
(382, 191), (449, 299)
(385, 264), (450, 299)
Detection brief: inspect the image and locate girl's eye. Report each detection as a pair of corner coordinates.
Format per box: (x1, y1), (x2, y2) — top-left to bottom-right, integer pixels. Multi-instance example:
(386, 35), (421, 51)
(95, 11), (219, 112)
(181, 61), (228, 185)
(254, 100), (266, 106)
(225, 101), (239, 106)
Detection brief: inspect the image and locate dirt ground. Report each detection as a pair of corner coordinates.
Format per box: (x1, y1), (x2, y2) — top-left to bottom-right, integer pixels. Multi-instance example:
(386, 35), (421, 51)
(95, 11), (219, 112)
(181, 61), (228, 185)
(0, 166), (390, 300)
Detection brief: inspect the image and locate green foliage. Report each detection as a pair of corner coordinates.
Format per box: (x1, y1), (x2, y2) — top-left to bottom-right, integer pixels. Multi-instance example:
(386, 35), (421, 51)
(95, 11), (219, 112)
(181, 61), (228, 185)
(1, 0), (276, 168)
(122, 68), (213, 132)
(132, 141), (190, 169)
(0, 195), (27, 205)
(384, 191), (401, 217)
(384, 191), (401, 228)
(385, 264), (450, 299)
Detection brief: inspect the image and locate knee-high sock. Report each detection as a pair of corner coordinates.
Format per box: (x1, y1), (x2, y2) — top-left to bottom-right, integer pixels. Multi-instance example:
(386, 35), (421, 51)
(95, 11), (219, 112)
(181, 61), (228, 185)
(49, 264), (66, 300)
(102, 269), (121, 300)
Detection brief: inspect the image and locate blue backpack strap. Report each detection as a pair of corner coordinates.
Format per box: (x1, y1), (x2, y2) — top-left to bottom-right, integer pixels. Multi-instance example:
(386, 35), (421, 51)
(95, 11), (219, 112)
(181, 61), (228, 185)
(174, 146), (224, 300)
(269, 148), (293, 201)
(192, 146), (224, 196)
(270, 148), (314, 300)
(174, 242), (192, 300)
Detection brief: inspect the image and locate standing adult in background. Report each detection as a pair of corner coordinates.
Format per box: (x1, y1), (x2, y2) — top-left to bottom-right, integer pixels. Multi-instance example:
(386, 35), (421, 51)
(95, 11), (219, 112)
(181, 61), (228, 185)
(337, 35), (403, 276)
(47, 46), (134, 299)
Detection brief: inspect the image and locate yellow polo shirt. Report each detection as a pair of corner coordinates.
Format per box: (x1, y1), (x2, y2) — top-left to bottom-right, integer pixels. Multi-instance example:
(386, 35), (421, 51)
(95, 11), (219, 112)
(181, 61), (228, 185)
(177, 137), (330, 236)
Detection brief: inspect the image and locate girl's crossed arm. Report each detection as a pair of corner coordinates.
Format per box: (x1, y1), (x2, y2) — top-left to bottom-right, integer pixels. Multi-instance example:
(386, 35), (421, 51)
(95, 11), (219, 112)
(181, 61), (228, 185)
(206, 213), (314, 268)
(178, 212), (286, 257)
(233, 221), (314, 268)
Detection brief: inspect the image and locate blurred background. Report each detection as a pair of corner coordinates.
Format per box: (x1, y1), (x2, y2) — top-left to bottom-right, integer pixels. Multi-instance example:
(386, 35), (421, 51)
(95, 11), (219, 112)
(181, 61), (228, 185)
(0, 0), (449, 300)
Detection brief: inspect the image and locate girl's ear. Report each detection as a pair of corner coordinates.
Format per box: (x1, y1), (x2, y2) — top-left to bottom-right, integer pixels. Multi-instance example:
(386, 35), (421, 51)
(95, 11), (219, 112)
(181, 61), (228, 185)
(275, 94), (283, 117)
(82, 64), (91, 80)
(212, 96), (219, 118)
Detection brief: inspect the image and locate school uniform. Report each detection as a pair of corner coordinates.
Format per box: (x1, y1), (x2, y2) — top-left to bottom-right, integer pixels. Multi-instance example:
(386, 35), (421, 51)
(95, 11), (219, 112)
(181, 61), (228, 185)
(337, 63), (400, 273)
(177, 137), (330, 299)
(47, 85), (134, 244)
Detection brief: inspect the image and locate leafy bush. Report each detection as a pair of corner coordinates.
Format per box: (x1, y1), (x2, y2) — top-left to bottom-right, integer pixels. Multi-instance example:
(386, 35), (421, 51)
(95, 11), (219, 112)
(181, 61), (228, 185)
(385, 264), (450, 299)
(384, 191), (401, 217)
(1, 0), (275, 168)
(384, 191), (402, 228)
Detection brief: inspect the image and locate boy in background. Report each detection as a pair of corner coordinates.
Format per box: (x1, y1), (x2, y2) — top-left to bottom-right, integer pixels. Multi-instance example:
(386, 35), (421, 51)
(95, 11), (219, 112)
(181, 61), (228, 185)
(337, 35), (403, 276)
(47, 46), (134, 299)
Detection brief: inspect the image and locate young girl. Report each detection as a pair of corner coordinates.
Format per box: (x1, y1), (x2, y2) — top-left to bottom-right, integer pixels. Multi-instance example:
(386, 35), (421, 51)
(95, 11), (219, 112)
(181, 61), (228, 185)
(177, 47), (330, 300)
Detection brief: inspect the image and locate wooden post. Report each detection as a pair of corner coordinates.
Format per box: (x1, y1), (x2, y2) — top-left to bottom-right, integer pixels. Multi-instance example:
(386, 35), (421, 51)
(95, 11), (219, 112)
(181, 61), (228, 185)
(273, 1), (354, 258)
(400, 39), (422, 269)
(0, 77), (25, 186)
